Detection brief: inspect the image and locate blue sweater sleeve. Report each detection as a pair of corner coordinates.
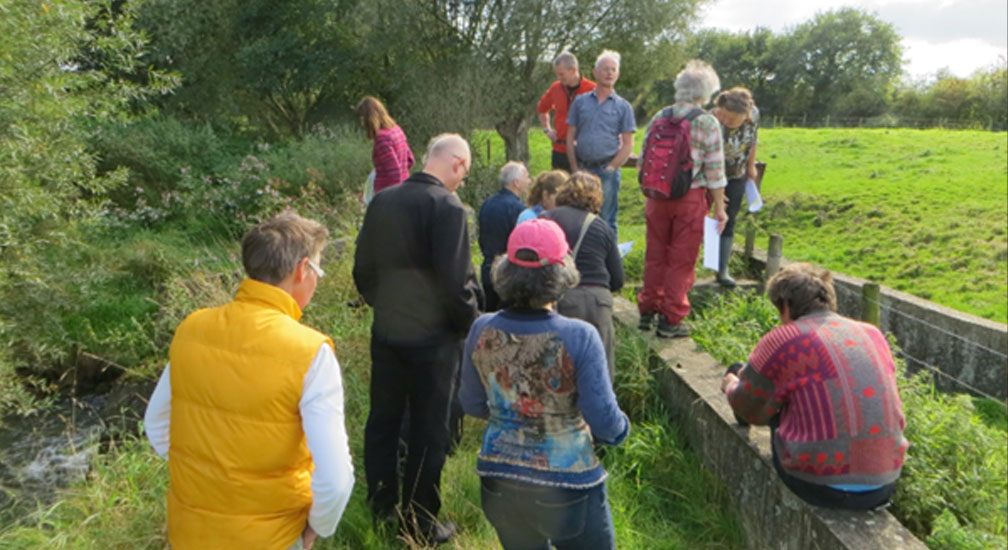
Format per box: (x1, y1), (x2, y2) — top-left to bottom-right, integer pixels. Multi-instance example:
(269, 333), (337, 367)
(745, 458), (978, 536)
(570, 322), (629, 445)
(459, 316), (490, 419)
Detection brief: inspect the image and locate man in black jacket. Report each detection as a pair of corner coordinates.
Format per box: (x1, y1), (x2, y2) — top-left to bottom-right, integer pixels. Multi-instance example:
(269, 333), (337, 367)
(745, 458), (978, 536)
(353, 133), (481, 545)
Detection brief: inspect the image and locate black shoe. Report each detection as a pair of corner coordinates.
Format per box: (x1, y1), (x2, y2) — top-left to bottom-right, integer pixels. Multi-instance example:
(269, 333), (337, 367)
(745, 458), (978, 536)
(656, 319), (689, 338)
(638, 312), (656, 331)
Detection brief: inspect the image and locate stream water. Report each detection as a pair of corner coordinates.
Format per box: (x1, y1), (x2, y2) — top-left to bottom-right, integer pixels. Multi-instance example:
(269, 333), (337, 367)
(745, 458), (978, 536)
(0, 380), (153, 521)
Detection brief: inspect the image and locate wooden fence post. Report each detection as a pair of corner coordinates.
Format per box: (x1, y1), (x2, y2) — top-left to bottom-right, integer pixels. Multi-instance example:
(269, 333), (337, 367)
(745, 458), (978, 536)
(766, 234), (783, 279)
(744, 225), (756, 260)
(862, 282), (881, 327)
(486, 139), (492, 163)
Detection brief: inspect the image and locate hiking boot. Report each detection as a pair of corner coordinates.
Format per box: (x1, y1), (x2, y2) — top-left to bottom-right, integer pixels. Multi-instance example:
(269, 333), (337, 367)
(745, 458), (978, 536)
(656, 318), (689, 338)
(638, 312), (656, 331)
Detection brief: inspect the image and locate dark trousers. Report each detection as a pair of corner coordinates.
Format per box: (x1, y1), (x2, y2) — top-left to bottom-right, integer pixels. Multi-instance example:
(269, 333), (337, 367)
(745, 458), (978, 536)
(365, 338), (462, 531)
(770, 430), (896, 510)
(481, 477), (615, 550)
(557, 285), (615, 380)
(722, 177), (746, 239)
(482, 264), (502, 312)
(551, 150), (571, 172)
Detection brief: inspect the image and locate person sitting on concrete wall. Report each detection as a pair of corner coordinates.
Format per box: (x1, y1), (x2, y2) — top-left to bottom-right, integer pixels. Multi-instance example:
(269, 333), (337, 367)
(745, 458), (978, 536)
(721, 262), (908, 510)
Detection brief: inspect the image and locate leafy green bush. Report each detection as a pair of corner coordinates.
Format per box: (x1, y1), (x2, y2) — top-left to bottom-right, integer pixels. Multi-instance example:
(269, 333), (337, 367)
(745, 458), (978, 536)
(93, 117), (245, 199)
(892, 365), (1008, 547)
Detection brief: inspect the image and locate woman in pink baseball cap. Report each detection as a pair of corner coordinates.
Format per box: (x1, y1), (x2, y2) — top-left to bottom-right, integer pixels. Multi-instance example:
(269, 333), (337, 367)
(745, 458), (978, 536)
(458, 218), (630, 550)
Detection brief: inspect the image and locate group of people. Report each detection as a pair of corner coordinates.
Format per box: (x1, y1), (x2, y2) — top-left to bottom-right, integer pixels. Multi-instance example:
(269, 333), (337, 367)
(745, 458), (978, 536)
(143, 50), (907, 550)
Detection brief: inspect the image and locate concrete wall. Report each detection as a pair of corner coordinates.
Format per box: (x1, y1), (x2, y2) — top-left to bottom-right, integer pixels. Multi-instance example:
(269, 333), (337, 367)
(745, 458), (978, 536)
(745, 248), (1008, 400)
(612, 298), (927, 550)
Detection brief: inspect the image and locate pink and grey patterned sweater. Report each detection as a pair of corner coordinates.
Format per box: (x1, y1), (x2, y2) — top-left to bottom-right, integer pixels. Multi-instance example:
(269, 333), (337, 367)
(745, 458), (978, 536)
(728, 310), (909, 487)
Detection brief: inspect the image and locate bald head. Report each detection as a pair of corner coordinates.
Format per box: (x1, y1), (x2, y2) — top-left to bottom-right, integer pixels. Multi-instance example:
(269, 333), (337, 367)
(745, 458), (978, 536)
(423, 133), (471, 192)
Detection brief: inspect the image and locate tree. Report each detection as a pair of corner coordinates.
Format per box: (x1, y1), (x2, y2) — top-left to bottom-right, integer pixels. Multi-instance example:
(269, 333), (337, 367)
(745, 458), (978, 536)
(770, 8), (902, 119)
(0, 0), (174, 375)
(137, 0), (373, 137)
(381, 0), (705, 162)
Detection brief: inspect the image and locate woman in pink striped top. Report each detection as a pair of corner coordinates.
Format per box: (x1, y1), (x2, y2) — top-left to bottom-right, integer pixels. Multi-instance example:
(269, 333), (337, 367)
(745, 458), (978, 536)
(356, 96), (415, 194)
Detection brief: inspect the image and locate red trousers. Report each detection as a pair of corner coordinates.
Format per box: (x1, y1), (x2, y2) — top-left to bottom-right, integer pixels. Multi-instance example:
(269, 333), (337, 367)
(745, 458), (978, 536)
(637, 188), (709, 324)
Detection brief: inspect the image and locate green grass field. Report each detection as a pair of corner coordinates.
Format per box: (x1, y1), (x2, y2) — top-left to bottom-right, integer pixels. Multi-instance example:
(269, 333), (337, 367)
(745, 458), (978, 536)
(490, 127), (1008, 323)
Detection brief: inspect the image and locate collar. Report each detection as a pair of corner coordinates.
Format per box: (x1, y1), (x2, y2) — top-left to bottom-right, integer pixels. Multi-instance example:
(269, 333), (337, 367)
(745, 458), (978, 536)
(499, 307), (556, 321)
(589, 88), (619, 102)
(410, 171), (447, 188)
(235, 278), (303, 321)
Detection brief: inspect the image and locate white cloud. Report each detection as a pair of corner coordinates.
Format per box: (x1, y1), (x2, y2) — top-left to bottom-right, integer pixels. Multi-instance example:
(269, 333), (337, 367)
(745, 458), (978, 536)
(699, 0), (1008, 78)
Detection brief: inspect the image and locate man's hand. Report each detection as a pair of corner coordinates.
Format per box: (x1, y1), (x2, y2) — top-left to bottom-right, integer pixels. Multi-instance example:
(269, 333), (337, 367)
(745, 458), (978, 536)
(301, 524), (318, 549)
(544, 128), (558, 142)
(721, 372), (739, 394)
(746, 164), (758, 181)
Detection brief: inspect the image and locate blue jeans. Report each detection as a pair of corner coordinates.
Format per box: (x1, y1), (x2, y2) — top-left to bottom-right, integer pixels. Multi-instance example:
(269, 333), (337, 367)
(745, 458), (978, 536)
(584, 165), (621, 236)
(481, 477), (615, 550)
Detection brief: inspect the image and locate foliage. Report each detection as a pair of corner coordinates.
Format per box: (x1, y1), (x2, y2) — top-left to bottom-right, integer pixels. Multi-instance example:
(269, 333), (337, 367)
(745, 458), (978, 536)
(893, 61), (1008, 130)
(373, 0), (705, 161)
(684, 8), (901, 120)
(892, 364), (1008, 547)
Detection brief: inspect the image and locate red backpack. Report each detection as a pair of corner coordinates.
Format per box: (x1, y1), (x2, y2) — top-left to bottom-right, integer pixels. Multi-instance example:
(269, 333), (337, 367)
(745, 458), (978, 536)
(638, 107), (704, 200)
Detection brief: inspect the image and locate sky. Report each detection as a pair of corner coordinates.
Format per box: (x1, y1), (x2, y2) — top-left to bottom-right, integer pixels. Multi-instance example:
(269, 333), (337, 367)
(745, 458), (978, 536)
(699, 0), (1008, 80)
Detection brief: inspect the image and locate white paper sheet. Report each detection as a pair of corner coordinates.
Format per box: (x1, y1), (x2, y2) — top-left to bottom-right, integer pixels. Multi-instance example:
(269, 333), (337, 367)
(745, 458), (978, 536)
(703, 217), (720, 271)
(745, 178), (763, 213)
(618, 241), (634, 258)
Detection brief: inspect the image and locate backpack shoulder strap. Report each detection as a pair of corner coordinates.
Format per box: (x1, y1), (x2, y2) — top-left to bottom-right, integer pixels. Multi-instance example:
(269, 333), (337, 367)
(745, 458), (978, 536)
(572, 212), (597, 260)
(685, 108), (705, 122)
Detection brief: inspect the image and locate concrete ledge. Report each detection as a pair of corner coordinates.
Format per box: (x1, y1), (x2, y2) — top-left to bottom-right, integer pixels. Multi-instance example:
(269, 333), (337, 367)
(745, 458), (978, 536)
(744, 248), (1008, 400)
(613, 297), (927, 550)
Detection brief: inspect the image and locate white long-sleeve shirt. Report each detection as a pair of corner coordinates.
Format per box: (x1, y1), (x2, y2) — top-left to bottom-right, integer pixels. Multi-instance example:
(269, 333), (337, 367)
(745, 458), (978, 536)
(144, 344), (354, 537)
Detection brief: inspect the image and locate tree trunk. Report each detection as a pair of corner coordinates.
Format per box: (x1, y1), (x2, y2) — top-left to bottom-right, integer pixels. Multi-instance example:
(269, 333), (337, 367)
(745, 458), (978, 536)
(495, 115), (530, 163)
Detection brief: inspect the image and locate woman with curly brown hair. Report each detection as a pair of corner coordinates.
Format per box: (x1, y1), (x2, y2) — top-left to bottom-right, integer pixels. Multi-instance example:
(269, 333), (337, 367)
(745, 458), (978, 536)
(541, 172), (624, 378)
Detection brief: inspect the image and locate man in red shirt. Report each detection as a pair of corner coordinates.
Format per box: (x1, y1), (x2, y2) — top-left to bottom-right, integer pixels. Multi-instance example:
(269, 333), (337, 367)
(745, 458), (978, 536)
(537, 52), (595, 171)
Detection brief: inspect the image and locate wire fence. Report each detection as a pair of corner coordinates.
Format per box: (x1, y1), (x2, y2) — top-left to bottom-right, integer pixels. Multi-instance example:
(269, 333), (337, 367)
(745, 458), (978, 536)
(760, 114), (1006, 131)
(831, 283), (1007, 404)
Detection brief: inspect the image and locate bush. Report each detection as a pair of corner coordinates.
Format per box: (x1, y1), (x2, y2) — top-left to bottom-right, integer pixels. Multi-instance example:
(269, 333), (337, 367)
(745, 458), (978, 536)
(892, 363), (1008, 547)
(92, 117), (244, 200)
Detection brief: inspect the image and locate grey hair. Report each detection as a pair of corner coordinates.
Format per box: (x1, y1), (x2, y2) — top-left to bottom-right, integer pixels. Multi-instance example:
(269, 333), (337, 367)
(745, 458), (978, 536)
(424, 132), (469, 164)
(674, 59), (721, 104)
(491, 252), (580, 309)
(554, 51), (578, 70)
(498, 161), (527, 188)
(241, 212), (328, 284)
(595, 49), (621, 70)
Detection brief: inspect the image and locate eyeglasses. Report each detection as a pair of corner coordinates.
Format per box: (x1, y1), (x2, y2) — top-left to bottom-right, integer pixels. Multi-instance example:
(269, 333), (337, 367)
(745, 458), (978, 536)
(306, 258), (325, 279)
(452, 154), (470, 178)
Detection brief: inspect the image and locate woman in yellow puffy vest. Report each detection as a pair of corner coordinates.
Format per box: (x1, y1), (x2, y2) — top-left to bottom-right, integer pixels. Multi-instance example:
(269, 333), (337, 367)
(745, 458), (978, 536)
(144, 213), (354, 550)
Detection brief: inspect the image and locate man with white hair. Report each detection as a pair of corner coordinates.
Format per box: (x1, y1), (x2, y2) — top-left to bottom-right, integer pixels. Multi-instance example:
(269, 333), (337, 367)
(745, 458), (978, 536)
(353, 133), (482, 545)
(478, 161), (532, 311)
(537, 51), (596, 171)
(566, 49), (636, 234)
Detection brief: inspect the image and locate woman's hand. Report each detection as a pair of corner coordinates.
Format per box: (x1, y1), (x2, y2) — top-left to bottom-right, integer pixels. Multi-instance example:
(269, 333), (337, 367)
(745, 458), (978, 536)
(746, 163), (758, 181)
(721, 372), (740, 395)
